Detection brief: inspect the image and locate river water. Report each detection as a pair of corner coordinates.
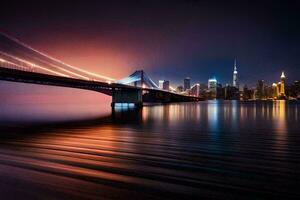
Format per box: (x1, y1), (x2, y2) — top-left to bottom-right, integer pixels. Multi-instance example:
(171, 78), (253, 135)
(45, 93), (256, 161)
(0, 100), (299, 199)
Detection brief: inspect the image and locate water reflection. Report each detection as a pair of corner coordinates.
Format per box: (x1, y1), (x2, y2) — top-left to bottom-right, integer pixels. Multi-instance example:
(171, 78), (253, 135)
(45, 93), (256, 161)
(110, 100), (297, 137)
(274, 100), (287, 133)
(0, 101), (299, 199)
(207, 100), (219, 133)
(272, 100), (288, 152)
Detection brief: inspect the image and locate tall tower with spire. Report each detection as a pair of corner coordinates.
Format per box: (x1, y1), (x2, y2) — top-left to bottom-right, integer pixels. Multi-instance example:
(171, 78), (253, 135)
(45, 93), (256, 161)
(233, 58), (239, 88)
(280, 71), (286, 96)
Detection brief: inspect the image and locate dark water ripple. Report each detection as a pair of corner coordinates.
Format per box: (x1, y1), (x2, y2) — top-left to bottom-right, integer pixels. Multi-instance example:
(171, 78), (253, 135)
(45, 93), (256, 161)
(0, 101), (299, 199)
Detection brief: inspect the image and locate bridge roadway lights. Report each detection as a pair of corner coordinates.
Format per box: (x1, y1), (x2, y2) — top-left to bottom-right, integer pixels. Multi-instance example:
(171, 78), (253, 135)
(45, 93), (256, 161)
(111, 102), (143, 108)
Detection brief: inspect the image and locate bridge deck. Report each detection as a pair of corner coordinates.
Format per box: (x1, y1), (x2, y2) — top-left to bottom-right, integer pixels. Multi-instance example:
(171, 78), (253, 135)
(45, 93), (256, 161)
(0, 66), (203, 103)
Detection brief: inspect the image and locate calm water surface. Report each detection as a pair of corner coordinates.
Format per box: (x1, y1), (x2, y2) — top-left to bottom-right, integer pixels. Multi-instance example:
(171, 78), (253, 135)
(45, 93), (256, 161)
(0, 101), (299, 199)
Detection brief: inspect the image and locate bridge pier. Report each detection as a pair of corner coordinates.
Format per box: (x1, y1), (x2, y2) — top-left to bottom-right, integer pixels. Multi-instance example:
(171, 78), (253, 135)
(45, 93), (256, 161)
(111, 88), (143, 108)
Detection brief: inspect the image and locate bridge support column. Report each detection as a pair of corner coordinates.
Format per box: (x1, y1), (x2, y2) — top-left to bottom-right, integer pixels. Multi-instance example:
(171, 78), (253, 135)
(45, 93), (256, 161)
(111, 88), (143, 108)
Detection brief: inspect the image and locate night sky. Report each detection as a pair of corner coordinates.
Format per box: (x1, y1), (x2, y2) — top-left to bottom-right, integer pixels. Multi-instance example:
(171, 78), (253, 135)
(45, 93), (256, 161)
(1, 0), (300, 87)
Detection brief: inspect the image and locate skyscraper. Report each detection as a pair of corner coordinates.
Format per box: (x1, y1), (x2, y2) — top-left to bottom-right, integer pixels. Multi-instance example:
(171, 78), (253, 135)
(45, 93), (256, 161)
(257, 80), (265, 99)
(159, 80), (170, 91)
(272, 83), (278, 98)
(163, 80), (170, 91)
(280, 71), (286, 96)
(184, 77), (191, 91)
(190, 83), (200, 97)
(158, 80), (164, 89)
(208, 78), (217, 99)
(176, 85), (183, 93)
(233, 59), (239, 88)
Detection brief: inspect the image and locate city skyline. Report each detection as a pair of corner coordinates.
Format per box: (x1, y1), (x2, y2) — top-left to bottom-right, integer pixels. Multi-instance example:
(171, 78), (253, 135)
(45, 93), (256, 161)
(0, 31), (295, 91)
(157, 59), (293, 92)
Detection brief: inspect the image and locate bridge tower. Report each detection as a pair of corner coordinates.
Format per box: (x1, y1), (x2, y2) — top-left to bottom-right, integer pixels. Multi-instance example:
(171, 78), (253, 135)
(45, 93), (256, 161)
(140, 69), (144, 104)
(141, 70), (144, 88)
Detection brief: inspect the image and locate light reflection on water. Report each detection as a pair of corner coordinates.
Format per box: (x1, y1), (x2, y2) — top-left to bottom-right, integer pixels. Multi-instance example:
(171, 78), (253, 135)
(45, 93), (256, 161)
(0, 100), (299, 199)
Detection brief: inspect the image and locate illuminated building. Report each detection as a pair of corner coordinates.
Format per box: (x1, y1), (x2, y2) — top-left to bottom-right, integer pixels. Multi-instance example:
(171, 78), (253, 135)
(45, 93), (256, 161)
(208, 78), (217, 99)
(158, 80), (164, 89)
(277, 81), (282, 96)
(184, 77), (191, 91)
(190, 83), (200, 97)
(272, 83), (281, 99)
(280, 71), (286, 96)
(272, 83), (278, 98)
(233, 58), (239, 88)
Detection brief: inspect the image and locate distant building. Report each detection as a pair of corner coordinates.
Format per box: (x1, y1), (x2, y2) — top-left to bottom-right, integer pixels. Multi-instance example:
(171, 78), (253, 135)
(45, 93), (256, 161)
(190, 83), (200, 97)
(224, 84), (239, 100)
(277, 81), (282, 97)
(208, 78), (217, 90)
(163, 80), (170, 91)
(199, 83), (207, 97)
(272, 83), (279, 98)
(184, 77), (191, 91)
(265, 85), (273, 99)
(158, 80), (169, 91)
(158, 80), (164, 89)
(256, 80), (265, 99)
(279, 71), (286, 98)
(233, 59), (239, 88)
(270, 72), (287, 99)
(199, 83), (207, 91)
(216, 83), (224, 99)
(286, 80), (300, 98)
(176, 85), (183, 93)
(242, 85), (253, 100)
(208, 78), (217, 99)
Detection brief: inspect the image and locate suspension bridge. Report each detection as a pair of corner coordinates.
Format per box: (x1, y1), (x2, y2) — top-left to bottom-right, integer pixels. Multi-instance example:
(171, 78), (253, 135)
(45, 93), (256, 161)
(0, 32), (202, 107)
